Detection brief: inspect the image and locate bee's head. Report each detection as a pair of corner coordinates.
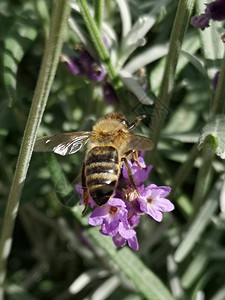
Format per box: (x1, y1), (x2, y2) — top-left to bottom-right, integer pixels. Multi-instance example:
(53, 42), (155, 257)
(104, 112), (129, 128)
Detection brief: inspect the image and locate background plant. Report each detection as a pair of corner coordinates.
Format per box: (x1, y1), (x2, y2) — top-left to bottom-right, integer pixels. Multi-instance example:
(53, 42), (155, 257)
(0, 0), (225, 299)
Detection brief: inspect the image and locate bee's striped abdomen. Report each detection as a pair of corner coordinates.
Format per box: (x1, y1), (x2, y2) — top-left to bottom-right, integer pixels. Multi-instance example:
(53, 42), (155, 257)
(85, 146), (120, 206)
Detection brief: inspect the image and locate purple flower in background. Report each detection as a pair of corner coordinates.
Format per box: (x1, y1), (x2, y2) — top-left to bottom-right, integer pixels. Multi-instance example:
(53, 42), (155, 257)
(61, 45), (120, 105)
(61, 55), (82, 76)
(79, 50), (105, 82)
(137, 184), (174, 222)
(191, 0), (225, 30)
(61, 49), (105, 82)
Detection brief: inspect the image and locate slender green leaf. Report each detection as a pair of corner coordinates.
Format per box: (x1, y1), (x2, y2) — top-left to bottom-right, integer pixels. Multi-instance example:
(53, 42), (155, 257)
(181, 250), (208, 289)
(180, 50), (207, 77)
(44, 153), (76, 207)
(88, 227), (175, 300)
(174, 177), (223, 263)
(123, 43), (169, 74)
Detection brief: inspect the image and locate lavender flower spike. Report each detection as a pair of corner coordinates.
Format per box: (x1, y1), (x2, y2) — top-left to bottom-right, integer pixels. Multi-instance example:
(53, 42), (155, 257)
(191, 0), (225, 30)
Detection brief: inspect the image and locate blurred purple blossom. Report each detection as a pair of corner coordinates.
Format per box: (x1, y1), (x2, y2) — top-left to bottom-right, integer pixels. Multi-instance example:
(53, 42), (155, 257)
(76, 155), (174, 251)
(191, 0), (225, 30)
(62, 49), (105, 82)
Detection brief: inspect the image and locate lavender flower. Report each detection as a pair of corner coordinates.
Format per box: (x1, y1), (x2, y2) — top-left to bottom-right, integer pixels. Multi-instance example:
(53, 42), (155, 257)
(89, 198), (129, 237)
(62, 49), (105, 82)
(191, 0), (225, 30)
(137, 184), (174, 222)
(61, 55), (82, 76)
(77, 156), (174, 251)
(113, 222), (139, 251)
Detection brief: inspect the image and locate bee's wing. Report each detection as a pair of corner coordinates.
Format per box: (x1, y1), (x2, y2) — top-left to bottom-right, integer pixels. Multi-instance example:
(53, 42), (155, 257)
(34, 131), (91, 156)
(125, 133), (154, 152)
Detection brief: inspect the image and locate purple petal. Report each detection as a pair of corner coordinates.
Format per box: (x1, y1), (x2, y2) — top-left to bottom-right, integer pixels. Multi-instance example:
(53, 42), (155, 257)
(147, 206), (163, 222)
(122, 157), (152, 185)
(89, 206), (108, 226)
(143, 184), (171, 198)
(113, 233), (126, 248)
(100, 223), (108, 235)
(79, 50), (105, 82)
(154, 198), (175, 212)
(75, 183), (83, 195)
(208, 0), (225, 21)
(137, 197), (147, 213)
(108, 198), (126, 208)
(118, 222), (136, 239)
(104, 218), (120, 237)
(128, 213), (140, 228)
(191, 13), (211, 30)
(128, 235), (139, 251)
(87, 64), (105, 82)
(191, 0), (225, 31)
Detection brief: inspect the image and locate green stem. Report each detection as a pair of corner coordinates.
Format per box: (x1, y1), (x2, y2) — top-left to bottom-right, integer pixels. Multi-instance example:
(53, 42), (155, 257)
(211, 50), (225, 114)
(150, 0), (195, 152)
(77, 0), (122, 90)
(192, 140), (214, 212)
(172, 144), (199, 190)
(0, 0), (71, 296)
(94, 0), (104, 29)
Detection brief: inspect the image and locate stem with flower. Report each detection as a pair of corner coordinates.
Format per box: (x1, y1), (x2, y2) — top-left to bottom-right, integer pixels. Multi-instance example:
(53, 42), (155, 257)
(77, 0), (122, 90)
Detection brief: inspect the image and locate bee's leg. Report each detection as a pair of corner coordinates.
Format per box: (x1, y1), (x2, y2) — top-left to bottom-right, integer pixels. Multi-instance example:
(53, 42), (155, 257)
(122, 158), (140, 197)
(132, 151), (147, 170)
(81, 163), (89, 215)
(128, 115), (146, 131)
(124, 150), (146, 170)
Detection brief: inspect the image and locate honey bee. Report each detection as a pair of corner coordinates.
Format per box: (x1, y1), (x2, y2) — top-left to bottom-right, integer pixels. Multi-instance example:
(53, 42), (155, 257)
(35, 112), (154, 213)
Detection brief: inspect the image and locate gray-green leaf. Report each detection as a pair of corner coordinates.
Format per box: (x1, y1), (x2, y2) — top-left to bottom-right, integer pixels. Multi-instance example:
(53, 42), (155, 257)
(2, 6), (38, 105)
(198, 115), (225, 159)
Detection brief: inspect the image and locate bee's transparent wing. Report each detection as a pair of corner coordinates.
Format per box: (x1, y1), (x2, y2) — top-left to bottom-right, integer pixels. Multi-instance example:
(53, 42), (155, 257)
(34, 131), (91, 156)
(125, 134), (154, 152)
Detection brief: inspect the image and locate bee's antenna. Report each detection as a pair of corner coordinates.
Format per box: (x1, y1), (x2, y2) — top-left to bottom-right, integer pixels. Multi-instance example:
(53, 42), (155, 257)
(128, 115), (146, 131)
